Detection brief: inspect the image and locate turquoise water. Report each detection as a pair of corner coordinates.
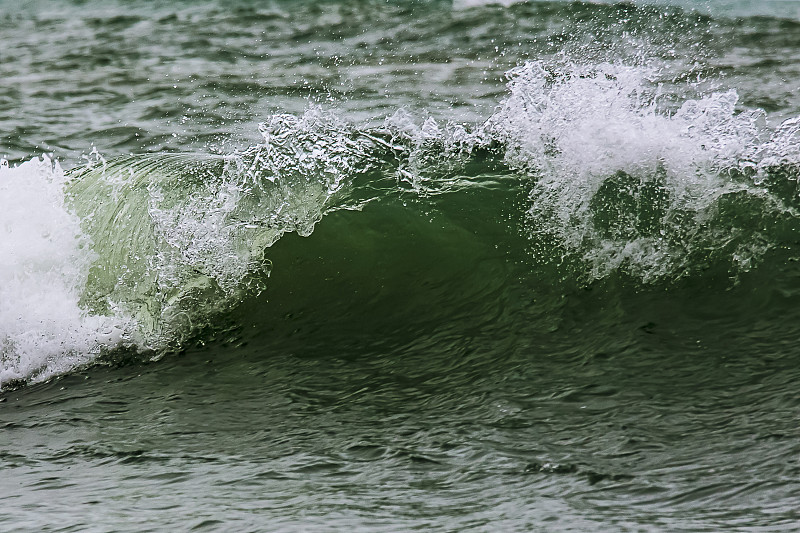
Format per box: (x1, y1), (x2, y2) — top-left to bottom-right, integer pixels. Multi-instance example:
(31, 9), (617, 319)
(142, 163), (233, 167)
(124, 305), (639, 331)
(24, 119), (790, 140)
(2, 1), (800, 530)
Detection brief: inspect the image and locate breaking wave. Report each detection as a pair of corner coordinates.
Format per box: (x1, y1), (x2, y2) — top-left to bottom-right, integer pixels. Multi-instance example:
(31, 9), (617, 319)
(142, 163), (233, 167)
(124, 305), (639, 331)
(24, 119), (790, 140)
(4, 59), (800, 387)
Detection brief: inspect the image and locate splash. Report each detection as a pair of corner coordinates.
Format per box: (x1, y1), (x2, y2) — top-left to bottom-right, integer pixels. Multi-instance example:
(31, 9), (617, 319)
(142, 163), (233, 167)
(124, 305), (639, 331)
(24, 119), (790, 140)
(486, 61), (786, 281)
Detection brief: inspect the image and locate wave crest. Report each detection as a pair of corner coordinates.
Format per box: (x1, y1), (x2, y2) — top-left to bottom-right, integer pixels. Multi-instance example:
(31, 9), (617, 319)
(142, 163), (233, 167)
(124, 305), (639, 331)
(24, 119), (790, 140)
(488, 61), (793, 281)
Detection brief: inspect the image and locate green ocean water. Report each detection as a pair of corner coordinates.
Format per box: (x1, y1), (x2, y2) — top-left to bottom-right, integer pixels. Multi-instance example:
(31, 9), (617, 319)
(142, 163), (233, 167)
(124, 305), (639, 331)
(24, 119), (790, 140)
(2, 1), (800, 530)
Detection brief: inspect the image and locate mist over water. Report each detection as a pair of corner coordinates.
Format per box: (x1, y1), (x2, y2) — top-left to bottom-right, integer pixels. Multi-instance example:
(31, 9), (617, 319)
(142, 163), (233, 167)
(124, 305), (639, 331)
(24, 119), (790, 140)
(3, 0), (800, 531)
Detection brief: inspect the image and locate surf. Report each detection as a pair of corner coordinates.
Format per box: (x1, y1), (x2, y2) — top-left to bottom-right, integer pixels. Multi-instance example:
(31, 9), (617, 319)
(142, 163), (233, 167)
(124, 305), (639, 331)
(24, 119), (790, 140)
(4, 58), (800, 389)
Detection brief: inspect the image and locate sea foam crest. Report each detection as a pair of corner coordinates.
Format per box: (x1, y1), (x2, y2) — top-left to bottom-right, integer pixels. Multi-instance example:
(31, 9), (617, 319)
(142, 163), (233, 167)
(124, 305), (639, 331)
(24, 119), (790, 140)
(488, 61), (769, 280)
(0, 157), (130, 388)
(148, 107), (378, 295)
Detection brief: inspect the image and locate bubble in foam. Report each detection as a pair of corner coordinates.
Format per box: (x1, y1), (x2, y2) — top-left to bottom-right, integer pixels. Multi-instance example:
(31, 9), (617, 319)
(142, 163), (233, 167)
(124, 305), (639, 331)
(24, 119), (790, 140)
(0, 157), (131, 388)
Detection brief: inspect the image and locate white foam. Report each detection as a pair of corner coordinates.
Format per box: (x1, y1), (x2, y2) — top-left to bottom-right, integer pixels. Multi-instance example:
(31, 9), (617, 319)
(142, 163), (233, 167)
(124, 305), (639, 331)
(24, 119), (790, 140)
(0, 157), (130, 388)
(488, 61), (767, 280)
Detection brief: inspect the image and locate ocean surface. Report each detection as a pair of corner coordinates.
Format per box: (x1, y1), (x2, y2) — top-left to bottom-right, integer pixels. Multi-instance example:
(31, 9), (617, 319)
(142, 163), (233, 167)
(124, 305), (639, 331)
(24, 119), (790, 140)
(2, 0), (800, 530)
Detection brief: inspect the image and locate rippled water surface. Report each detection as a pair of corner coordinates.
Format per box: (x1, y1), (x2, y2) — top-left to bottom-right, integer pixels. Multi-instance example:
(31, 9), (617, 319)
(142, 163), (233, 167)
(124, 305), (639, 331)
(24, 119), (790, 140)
(2, 0), (800, 531)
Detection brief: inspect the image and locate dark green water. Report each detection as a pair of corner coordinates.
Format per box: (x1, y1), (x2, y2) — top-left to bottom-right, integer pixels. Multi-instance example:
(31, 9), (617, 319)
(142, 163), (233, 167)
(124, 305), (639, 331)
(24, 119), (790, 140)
(2, 1), (800, 530)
